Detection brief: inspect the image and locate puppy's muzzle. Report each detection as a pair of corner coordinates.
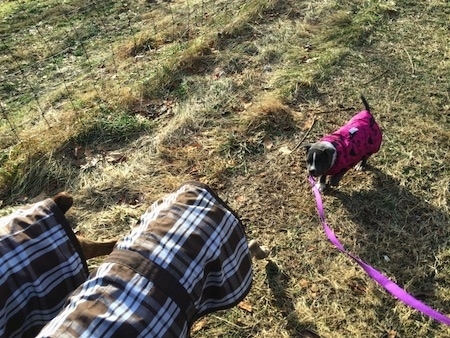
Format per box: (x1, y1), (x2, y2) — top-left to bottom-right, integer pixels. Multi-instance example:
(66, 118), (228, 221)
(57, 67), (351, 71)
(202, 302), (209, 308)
(308, 167), (318, 176)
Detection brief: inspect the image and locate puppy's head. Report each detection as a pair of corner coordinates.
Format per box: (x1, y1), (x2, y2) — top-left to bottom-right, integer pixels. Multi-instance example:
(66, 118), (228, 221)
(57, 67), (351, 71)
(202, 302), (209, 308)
(305, 142), (336, 177)
(52, 192), (73, 215)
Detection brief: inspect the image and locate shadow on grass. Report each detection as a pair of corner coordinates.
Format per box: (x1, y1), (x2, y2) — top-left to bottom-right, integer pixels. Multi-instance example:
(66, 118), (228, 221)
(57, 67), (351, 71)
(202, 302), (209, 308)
(0, 112), (152, 206)
(265, 261), (321, 338)
(330, 167), (450, 331)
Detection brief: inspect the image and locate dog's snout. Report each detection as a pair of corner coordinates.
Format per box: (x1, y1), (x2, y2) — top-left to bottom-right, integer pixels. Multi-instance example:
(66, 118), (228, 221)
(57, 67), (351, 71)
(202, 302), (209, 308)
(307, 161), (316, 175)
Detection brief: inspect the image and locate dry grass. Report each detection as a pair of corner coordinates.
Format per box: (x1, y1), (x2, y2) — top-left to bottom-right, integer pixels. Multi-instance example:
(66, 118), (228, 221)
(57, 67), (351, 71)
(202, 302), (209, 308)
(1, 0), (449, 337)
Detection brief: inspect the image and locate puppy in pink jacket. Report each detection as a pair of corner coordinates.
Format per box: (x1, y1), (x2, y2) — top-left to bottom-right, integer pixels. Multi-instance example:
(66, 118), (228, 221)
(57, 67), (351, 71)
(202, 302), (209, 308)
(305, 96), (382, 191)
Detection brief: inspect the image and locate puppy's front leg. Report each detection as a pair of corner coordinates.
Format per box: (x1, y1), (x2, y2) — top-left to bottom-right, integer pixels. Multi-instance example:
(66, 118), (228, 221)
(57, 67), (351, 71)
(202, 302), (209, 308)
(355, 157), (368, 171)
(248, 239), (269, 260)
(316, 175), (327, 192)
(77, 237), (117, 260)
(329, 171), (345, 187)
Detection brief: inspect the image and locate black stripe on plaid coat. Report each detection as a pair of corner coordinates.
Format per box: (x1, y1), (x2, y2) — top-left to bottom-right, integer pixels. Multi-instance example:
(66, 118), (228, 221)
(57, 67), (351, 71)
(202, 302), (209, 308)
(0, 198), (88, 338)
(38, 181), (253, 338)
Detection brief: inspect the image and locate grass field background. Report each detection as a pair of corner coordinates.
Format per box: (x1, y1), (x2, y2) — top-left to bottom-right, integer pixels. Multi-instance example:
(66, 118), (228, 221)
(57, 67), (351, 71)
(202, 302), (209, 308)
(1, 0), (449, 336)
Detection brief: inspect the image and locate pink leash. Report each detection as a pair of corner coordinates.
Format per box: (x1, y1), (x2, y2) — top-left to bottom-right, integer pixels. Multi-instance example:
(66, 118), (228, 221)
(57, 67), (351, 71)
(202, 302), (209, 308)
(308, 176), (450, 325)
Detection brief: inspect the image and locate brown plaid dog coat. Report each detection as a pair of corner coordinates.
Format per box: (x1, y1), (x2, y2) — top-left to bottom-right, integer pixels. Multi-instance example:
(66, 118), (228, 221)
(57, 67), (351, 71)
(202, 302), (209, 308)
(0, 198), (88, 338)
(38, 181), (253, 337)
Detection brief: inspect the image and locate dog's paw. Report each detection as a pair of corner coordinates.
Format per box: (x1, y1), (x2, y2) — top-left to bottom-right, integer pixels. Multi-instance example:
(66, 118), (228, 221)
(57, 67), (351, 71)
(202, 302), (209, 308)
(355, 159), (367, 171)
(355, 163), (364, 171)
(248, 240), (269, 260)
(315, 182), (326, 192)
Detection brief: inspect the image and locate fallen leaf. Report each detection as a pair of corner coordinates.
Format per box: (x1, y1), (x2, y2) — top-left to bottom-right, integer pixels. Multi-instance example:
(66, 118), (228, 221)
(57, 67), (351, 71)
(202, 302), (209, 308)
(80, 154), (102, 170)
(105, 151), (126, 164)
(387, 330), (397, 338)
(299, 279), (309, 288)
(349, 279), (367, 295)
(191, 318), (207, 332)
(238, 300), (253, 313)
(263, 138), (273, 150)
(236, 195), (246, 203)
(278, 146), (292, 155)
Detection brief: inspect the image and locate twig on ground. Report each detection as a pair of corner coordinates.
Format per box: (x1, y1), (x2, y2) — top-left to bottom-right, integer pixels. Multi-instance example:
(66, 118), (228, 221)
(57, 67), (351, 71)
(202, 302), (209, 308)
(293, 118), (316, 152)
(363, 69), (389, 85)
(402, 47), (415, 74)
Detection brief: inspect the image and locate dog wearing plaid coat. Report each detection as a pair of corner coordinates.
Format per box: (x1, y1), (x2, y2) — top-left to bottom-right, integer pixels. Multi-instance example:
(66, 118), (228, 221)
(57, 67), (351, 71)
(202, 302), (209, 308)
(0, 193), (116, 338)
(35, 182), (267, 337)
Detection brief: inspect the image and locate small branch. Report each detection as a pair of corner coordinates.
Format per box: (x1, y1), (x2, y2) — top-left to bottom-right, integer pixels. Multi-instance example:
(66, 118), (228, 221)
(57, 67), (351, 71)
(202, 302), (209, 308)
(363, 69), (389, 85)
(402, 47), (415, 74)
(293, 118), (316, 152)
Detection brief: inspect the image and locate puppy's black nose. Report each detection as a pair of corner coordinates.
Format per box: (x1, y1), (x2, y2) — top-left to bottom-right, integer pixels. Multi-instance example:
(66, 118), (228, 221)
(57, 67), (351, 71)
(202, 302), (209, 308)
(309, 169), (317, 176)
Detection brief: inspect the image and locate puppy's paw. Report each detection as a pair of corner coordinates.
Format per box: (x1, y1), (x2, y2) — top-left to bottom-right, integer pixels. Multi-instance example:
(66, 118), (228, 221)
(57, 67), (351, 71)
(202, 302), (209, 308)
(354, 163), (364, 171)
(258, 245), (270, 258)
(329, 172), (344, 187)
(248, 239), (269, 260)
(315, 182), (326, 192)
(355, 159), (367, 171)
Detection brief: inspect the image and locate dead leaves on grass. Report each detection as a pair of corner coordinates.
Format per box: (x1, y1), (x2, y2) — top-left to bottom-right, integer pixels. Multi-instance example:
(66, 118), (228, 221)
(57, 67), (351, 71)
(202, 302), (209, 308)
(387, 330), (398, 338)
(72, 146), (127, 171)
(238, 300), (254, 313)
(298, 276), (368, 299)
(191, 318), (208, 333)
(348, 278), (368, 295)
(190, 300), (254, 334)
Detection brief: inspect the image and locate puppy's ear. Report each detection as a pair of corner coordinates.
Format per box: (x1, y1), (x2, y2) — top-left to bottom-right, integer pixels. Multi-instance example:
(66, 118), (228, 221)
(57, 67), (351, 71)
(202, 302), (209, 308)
(52, 192), (73, 215)
(302, 143), (312, 153)
(325, 147), (336, 159)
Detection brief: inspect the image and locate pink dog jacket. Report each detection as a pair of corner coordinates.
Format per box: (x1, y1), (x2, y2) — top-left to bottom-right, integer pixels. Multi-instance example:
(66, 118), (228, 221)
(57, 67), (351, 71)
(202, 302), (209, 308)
(321, 110), (382, 176)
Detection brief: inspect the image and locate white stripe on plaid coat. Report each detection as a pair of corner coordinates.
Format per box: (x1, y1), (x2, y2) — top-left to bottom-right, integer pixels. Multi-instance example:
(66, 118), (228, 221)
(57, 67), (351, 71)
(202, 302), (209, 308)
(38, 181), (253, 337)
(0, 198), (88, 338)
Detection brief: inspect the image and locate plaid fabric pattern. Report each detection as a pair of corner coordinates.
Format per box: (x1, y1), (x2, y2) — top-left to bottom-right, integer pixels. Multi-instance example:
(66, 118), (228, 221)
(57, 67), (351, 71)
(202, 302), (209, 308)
(38, 181), (253, 338)
(0, 198), (88, 338)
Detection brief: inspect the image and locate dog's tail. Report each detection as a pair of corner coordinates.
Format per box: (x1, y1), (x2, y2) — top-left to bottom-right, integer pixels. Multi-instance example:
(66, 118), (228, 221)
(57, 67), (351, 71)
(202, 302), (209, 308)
(360, 95), (370, 112)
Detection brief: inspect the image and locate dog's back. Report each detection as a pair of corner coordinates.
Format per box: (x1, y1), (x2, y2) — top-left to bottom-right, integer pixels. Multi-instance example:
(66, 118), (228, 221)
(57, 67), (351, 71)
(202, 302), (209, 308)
(37, 182), (253, 338)
(321, 97), (382, 176)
